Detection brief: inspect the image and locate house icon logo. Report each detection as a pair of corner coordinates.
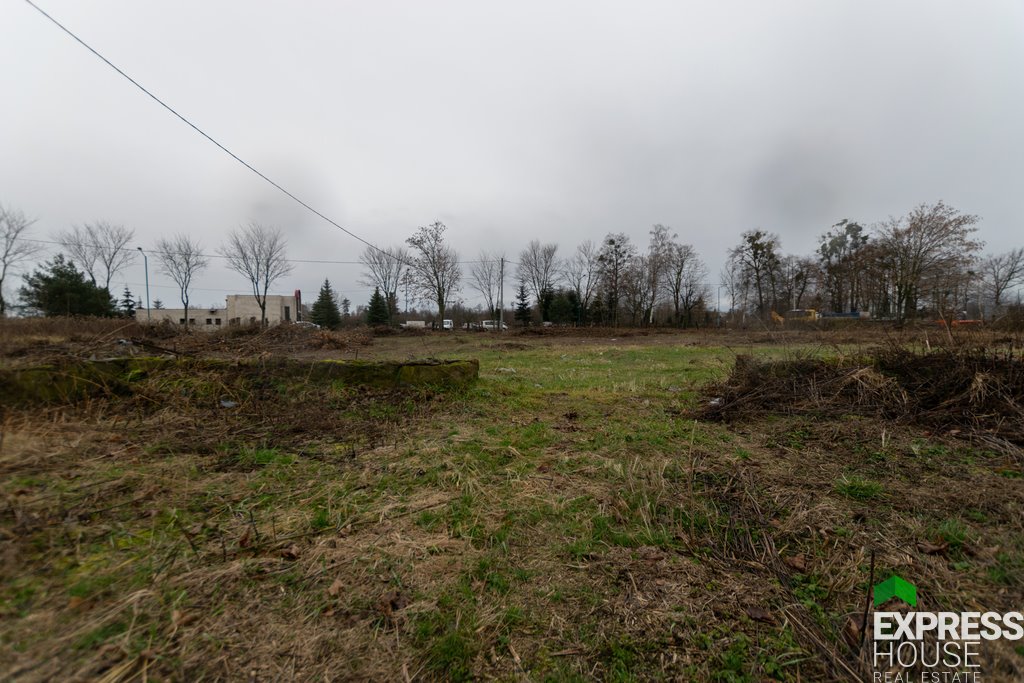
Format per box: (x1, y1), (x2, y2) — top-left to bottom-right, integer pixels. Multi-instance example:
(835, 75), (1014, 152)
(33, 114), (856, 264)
(873, 575), (917, 608)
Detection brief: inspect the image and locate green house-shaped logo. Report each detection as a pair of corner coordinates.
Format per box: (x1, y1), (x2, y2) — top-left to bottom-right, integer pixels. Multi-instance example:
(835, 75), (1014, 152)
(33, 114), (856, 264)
(874, 575), (917, 607)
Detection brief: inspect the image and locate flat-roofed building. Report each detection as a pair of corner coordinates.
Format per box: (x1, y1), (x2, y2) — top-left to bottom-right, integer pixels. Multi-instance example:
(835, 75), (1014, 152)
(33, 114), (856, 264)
(143, 293), (299, 328)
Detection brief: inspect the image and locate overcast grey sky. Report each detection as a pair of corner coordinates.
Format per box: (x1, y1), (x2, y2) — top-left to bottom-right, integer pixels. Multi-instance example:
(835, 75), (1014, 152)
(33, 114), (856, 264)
(2, 1), (1022, 310)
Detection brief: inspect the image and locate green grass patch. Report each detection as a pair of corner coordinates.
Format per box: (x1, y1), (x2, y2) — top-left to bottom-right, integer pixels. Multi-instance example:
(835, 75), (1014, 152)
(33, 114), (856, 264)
(834, 475), (883, 501)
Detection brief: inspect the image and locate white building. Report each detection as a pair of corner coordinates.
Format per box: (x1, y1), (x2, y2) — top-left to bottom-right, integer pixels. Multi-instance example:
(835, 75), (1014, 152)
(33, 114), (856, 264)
(146, 293), (300, 328)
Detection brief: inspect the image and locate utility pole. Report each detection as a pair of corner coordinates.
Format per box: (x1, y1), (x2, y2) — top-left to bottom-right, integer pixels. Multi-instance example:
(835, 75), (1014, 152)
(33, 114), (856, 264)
(137, 246), (150, 321)
(498, 257), (505, 333)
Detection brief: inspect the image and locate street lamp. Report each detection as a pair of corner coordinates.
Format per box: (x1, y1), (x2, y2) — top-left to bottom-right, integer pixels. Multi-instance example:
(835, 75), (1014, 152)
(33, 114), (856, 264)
(137, 247), (150, 321)
(717, 284), (723, 328)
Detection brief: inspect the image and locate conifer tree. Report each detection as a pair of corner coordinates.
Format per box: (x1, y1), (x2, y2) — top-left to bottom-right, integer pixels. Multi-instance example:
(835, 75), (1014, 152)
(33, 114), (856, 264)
(366, 287), (390, 325)
(119, 286), (136, 318)
(514, 282), (532, 326)
(310, 279), (342, 329)
(19, 255), (116, 317)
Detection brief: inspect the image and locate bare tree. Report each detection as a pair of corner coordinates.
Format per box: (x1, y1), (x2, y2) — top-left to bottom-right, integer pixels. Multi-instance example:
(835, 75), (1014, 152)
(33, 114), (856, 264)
(663, 242), (708, 327)
(517, 240), (559, 318)
(469, 251), (503, 319)
(219, 223), (294, 326)
(981, 248), (1024, 315)
(776, 254), (819, 311)
(405, 221), (461, 323)
(0, 205), (42, 317)
(56, 221), (135, 290)
(597, 233), (636, 327)
(358, 244), (408, 320)
(562, 240), (600, 322)
(874, 202), (982, 323)
(621, 255), (654, 326)
(154, 234), (209, 326)
(727, 230), (781, 319)
(644, 225), (677, 323)
(818, 220), (870, 313)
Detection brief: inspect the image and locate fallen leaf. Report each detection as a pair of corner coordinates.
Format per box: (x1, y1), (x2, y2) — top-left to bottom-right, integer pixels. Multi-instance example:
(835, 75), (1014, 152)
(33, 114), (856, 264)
(843, 616), (863, 646)
(172, 610), (198, 628)
(379, 590), (408, 616)
(327, 578), (344, 597)
(783, 554), (807, 573)
(67, 596), (86, 610)
(917, 540), (949, 555)
(745, 606), (776, 624)
(281, 544), (301, 560)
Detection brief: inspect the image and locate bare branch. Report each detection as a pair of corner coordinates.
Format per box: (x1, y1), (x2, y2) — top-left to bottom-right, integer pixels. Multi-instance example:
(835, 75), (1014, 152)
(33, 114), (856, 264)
(468, 251), (503, 317)
(981, 248), (1024, 311)
(154, 234), (209, 325)
(517, 240), (559, 304)
(219, 222), (294, 326)
(405, 221), (461, 322)
(561, 240), (600, 312)
(56, 221), (135, 289)
(359, 245), (408, 319)
(0, 204), (42, 317)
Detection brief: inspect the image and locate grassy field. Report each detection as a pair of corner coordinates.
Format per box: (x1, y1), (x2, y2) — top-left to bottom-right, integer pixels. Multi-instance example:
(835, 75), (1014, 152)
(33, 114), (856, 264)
(1, 329), (1022, 681)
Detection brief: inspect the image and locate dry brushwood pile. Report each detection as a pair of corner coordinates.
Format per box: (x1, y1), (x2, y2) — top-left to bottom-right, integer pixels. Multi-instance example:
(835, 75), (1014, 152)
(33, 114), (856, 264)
(0, 318), (374, 365)
(702, 344), (1024, 447)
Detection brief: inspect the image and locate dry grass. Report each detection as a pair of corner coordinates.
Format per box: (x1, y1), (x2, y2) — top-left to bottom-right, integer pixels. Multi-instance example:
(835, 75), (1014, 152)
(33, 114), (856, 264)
(2, 327), (1023, 681)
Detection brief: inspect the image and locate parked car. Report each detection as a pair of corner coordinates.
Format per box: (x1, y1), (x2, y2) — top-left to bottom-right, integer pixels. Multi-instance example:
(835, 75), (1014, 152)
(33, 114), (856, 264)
(481, 320), (508, 331)
(442, 319), (453, 330)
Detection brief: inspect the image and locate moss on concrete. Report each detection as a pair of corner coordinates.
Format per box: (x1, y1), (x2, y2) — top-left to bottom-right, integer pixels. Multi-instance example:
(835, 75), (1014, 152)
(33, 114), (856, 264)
(0, 357), (479, 407)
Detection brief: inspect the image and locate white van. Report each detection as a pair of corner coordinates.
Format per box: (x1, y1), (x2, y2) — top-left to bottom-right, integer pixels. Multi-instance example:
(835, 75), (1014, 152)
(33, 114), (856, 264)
(442, 319), (453, 330)
(481, 320), (507, 331)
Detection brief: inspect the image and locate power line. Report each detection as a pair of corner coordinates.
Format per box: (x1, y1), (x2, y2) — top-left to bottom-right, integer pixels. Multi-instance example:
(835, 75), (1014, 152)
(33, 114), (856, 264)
(26, 237), (502, 266)
(22, 0), (397, 261)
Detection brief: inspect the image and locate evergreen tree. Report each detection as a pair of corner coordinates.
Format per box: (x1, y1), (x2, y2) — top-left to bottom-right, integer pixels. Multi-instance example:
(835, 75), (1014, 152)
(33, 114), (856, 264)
(119, 286), (136, 318)
(152, 298), (164, 309)
(340, 297), (351, 318)
(549, 289), (580, 325)
(514, 282), (532, 326)
(309, 279), (342, 330)
(366, 287), (390, 325)
(19, 255), (116, 317)
(539, 285), (555, 322)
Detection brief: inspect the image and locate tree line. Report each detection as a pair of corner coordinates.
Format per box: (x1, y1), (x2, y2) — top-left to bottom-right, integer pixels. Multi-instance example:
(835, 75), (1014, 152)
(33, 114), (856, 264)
(1, 209), (293, 326)
(3, 199), (1023, 328)
(725, 202), (1022, 324)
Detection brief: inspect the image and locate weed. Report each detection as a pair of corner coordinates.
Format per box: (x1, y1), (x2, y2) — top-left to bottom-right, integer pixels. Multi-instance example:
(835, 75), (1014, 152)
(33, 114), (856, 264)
(74, 621), (127, 651)
(989, 552), (1023, 586)
(931, 517), (969, 551)
(834, 475), (883, 501)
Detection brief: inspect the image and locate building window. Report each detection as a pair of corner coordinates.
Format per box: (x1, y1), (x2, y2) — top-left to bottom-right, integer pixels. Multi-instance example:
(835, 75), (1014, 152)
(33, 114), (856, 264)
(179, 318), (185, 325)
(284, 305), (291, 321)
(189, 318), (196, 325)
(206, 318), (212, 325)
(215, 318), (221, 325)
